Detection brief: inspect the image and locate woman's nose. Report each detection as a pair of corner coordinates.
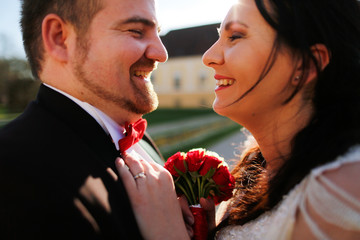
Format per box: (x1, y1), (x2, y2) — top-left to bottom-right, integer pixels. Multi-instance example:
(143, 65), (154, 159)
(202, 40), (224, 67)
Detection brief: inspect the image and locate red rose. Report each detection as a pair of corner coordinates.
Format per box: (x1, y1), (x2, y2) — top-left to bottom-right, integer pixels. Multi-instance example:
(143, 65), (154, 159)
(166, 149), (235, 207)
(164, 152), (187, 177)
(198, 155), (223, 176)
(213, 165), (233, 186)
(214, 183), (235, 204)
(212, 184), (234, 205)
(212, 165), (235, 205)
(186, 149), (206, 172)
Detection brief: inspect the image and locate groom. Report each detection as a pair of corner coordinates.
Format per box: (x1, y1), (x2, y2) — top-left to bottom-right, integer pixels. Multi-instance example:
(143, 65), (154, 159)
(0, 0), (167, 239)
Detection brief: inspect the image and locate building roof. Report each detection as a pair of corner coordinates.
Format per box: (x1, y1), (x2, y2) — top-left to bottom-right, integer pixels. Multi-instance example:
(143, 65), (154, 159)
(160, 23), (220, 58)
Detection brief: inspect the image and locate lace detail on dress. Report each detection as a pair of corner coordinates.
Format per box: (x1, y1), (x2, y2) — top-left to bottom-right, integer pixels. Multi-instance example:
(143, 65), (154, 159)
(216, 145), (360, 240)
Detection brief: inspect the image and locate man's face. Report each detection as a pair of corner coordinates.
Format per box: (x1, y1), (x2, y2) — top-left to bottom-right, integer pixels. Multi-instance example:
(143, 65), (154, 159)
(72, 0), (167, 121)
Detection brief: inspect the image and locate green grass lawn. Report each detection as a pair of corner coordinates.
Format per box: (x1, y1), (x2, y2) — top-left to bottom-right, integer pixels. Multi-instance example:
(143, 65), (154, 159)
(143, 107), (216, 125)
(0, 106), (19, 128)
(161, 124), (241, 159)
(144, 108), (240, 159)
(0, 113), (19, 120)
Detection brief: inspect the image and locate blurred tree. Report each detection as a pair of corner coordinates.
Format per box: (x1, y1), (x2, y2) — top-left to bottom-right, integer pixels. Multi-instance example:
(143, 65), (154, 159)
(0, 58), (39, 112)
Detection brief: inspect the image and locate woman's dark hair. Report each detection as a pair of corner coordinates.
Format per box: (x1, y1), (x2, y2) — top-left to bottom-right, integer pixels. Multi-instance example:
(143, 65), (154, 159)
(20, 0), (103, 80)
(225, 0), (360, 226)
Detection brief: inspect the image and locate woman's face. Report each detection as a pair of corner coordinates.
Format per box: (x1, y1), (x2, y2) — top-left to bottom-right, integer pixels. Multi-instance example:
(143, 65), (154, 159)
(203, 0), (297, 127)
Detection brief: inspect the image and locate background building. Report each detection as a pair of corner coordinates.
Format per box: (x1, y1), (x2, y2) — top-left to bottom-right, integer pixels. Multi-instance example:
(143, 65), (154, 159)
(153, 23), (220, 108)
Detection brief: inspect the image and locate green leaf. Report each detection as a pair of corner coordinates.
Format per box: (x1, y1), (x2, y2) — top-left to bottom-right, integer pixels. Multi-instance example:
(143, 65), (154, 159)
(189, 171), (200, 184)
(183, 160), (188, 172)
(204, 167), (216, 179)
(202, 181), (215, 197)
(175, 182), (193, 205)
(197, 177), (202, 198)
(176, 170), (197, 204)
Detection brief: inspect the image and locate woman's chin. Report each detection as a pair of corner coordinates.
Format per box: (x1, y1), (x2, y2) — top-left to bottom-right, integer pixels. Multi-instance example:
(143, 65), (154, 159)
(212, 101), (229, 117)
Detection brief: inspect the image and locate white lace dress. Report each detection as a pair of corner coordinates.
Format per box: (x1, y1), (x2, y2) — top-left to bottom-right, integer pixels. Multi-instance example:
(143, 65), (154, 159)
(215, 145), (360, 240)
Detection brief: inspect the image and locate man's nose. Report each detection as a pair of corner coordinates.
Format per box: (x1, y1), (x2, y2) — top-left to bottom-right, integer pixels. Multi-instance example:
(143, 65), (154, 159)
(146, 35), (168, 63)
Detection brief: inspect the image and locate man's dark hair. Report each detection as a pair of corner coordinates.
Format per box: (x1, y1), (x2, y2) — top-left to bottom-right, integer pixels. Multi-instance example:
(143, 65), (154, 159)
(20, 0), (104, 80)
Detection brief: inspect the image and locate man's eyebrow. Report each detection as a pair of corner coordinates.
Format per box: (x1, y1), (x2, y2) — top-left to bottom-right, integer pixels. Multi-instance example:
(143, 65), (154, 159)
(115, 16), (161, 32)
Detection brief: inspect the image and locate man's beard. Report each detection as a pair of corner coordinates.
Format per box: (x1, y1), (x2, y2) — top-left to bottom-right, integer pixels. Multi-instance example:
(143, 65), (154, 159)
(73, 36), (159, 115)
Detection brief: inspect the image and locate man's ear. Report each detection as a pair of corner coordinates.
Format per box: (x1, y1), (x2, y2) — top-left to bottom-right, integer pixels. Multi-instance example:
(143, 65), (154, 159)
(42, 14), (71, 62)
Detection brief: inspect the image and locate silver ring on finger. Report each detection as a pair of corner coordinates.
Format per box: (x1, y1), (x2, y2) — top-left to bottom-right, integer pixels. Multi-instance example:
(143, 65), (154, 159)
(133, 172), (146, 180)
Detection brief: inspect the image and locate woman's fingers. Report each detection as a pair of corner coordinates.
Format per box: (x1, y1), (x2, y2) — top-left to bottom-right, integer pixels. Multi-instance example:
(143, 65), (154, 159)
(115, 157), (137, 193)
(121, 153), (145, 179)
(186, 224), (194, 238)
(200, 197), (216, 232)
(179, 195), (194, 225)
(179, 195), (194, 238)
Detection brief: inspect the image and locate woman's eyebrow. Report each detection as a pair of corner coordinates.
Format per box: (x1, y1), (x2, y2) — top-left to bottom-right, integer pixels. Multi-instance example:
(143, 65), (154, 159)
(218, 21), (249, 35)
(224, 21), (249, 31)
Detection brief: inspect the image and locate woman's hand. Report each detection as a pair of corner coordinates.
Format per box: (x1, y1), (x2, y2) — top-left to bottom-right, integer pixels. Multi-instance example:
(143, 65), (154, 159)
(200, 197), (216, 233)
(115, 155), (190, 240)
(179, 196), (216, 236)
(179, 195), (195, 237)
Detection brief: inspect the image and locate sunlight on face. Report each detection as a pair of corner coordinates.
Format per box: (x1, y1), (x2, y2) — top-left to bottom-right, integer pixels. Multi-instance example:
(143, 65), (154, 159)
(219, 0), (247, 32)
(203, 0), (300, 130)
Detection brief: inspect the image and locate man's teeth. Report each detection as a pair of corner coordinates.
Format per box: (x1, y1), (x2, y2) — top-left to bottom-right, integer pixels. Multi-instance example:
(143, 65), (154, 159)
(216, 79), (235, 86)
(134, 71), (151, 79)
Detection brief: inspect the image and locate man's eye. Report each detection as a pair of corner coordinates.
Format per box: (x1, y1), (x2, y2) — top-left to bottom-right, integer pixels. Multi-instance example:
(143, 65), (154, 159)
(129, 29), (143, 36)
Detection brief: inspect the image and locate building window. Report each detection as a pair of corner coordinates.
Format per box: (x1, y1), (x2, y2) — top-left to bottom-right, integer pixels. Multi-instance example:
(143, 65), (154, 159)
(174, 72), (181, 90)
(199, 72), (207, 89)
(175, 98), (181, 108)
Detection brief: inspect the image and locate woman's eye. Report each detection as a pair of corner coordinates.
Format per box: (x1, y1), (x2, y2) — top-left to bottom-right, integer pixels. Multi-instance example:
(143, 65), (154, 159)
(229, 34), (243, 41)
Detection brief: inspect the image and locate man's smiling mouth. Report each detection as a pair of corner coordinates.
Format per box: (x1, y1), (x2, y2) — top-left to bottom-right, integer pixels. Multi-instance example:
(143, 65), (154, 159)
(134, 70), (152, 80)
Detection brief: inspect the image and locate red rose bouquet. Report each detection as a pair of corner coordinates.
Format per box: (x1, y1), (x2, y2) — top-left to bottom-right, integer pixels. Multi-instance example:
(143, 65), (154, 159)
(164, 148), (235, 240)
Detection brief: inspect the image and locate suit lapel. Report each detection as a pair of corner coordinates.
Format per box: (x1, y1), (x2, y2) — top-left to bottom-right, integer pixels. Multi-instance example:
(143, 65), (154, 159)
(138, 139), (164, 165)
(36, 84), (120, 169)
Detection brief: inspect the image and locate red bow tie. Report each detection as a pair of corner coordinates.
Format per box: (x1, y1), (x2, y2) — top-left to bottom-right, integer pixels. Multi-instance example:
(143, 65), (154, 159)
(118, 118), (147, 154)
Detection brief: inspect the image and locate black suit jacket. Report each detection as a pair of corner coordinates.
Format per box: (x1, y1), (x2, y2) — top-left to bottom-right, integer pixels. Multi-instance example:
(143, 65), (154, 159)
(0, 85), (158, 239)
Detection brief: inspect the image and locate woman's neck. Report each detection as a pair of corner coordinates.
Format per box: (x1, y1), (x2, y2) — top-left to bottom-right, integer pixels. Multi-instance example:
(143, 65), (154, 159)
(243, 98), (314, 175)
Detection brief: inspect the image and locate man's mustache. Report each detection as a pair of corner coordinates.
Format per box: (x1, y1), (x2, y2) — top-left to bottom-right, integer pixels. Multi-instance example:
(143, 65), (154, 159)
(131, 58), (157, 71)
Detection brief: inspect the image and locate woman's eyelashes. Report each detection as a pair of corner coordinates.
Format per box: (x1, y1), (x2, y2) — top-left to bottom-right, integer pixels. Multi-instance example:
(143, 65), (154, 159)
(228, 32), (245, 41)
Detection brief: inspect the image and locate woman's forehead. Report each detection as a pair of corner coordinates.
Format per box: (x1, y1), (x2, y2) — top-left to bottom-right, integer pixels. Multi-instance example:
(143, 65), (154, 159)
(219, 0), (263, 31)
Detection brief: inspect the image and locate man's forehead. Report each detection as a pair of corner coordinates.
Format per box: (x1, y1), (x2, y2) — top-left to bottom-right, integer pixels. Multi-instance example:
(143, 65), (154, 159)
(116, 15), (161, 31)
(98, 0), (159, 25)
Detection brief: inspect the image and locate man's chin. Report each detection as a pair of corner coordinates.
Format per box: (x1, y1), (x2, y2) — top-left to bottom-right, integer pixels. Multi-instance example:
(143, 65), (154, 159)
(124, 97), (158, 115)
(140, 92), (159, 114)
(138, 100), (159, 115)
(146, 101), (159, 114)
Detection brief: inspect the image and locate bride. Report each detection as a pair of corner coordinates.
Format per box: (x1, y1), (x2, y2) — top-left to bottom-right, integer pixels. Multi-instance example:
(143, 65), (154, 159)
(115, 0), (360, 239)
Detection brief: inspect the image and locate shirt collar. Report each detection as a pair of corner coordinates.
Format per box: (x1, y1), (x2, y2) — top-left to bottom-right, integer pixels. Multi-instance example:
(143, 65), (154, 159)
(43, 83), (125, 150)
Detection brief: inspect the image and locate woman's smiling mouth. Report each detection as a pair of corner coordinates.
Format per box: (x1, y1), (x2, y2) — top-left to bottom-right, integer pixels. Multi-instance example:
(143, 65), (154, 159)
(216, 79), (235, 87)
(214, 74), (236, 90)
